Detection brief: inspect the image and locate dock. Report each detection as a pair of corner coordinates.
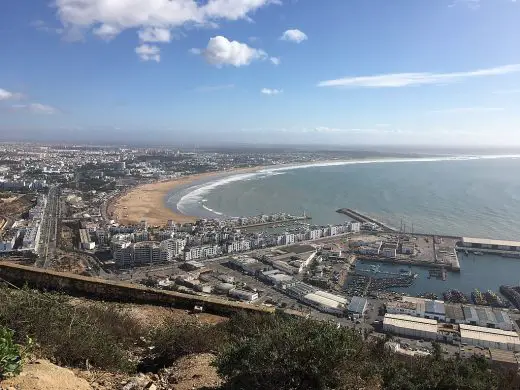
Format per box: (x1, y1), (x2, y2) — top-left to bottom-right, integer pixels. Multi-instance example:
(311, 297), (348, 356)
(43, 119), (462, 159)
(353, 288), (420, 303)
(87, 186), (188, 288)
(336, 208), (397, 232)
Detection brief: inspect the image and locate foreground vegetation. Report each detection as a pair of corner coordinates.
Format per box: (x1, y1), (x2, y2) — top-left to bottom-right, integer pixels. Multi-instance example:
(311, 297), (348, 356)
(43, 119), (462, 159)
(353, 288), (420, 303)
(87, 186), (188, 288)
(0, 285), (519, 389)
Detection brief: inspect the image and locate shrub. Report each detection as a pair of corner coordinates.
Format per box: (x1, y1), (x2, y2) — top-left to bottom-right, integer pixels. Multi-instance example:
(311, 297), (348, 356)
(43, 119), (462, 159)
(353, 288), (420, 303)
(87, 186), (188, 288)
(0, 286), (142, 372)
(139, 318), (228, 372)
(0, 326), (22, 379)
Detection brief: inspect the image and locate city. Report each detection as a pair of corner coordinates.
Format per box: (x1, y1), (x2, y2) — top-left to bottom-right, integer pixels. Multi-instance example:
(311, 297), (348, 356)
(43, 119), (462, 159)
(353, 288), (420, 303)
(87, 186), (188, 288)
(2, 143), (520, 374)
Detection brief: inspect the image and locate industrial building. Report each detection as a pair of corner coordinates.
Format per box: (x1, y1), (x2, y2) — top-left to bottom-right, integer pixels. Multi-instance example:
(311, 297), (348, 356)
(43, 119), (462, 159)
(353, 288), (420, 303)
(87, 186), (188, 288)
(303, 290), (348, 315)
(460, 237), (520, 252)
(348, 296), (368, 318)
(459, 324), (520, 352)
(383, 314), (439, 340)
(79, 228), (95, 250)
(388, 296), (512, 331)
(260, 269), (294, 286)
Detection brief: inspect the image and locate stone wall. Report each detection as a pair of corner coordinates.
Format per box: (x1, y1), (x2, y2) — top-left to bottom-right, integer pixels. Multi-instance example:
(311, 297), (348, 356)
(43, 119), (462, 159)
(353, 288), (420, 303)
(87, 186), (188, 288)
(0, 262), (274, 317)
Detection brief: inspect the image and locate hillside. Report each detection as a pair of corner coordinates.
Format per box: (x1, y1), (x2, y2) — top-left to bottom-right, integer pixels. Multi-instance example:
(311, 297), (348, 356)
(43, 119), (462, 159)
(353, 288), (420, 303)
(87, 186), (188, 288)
(1, 285), (519, 390)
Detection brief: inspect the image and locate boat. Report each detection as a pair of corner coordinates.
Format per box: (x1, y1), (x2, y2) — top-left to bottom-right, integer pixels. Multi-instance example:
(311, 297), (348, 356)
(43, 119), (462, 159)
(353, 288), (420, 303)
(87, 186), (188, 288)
(471, 289), (488, 305)
(473, 251), (484, 256)
(484, 290), (507, 307)
(443, 289), (469, 304)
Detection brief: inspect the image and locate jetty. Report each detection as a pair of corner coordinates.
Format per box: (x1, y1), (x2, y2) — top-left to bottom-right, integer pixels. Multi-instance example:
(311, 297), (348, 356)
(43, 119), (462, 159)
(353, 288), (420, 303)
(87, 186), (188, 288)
(336, 208), (397, 232)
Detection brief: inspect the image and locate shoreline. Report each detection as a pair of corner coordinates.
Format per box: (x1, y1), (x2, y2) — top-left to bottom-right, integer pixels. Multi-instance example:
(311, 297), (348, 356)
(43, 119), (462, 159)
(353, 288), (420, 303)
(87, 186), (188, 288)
(110, 166), (263, 226)
(110, 154), (520, 227)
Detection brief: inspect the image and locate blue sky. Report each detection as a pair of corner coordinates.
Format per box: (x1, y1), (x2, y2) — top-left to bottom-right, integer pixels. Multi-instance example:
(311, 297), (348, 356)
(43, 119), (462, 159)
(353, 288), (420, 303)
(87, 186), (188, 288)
(1, 0), (519, 146)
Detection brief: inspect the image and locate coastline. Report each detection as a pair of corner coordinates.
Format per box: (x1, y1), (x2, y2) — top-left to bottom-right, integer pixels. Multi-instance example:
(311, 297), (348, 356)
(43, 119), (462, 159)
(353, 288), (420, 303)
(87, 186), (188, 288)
(110, 166), (262, 226)
(109, 154), (520, 227)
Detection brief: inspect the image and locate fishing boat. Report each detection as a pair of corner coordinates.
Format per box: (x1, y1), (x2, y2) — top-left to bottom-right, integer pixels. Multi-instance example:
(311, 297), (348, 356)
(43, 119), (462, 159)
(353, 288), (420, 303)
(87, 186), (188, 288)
(473, 251), (484, 256)
(471, 289), (488, 305)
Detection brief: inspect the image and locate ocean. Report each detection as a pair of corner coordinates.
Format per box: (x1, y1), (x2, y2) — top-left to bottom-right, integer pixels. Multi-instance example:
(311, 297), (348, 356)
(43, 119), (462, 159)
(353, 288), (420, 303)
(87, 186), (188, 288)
(169, 155), (520, 240)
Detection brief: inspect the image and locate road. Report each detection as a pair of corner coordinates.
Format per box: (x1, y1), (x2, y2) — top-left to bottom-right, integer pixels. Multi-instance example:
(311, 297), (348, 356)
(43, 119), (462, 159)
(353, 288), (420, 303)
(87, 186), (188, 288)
(35, 186), (60, 268)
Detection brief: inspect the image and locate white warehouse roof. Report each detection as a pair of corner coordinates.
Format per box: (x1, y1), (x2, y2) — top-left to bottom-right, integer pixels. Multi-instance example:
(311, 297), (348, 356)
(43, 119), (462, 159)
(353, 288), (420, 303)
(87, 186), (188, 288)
(459, 324), (520, 346)
(383, 314), (438, 333)
(304, 293), (345, 309)
(462, 237), (520, 247)
(313, 290), (348, 305)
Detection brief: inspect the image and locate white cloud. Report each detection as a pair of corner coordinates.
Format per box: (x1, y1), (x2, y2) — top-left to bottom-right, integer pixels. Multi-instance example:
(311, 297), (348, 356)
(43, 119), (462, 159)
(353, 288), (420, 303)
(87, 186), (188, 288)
(11, 103), (58, 114)
(280, 29), (308, 43)
(135, 44), (161, 62)
(0, 88), (23, 101)
(270, 57), (280, 65)
(138, 27), (171, 43)
(93, 24), (120, 40)
(261, 88), (282, 95)
(202, 36), (266, 67)
(31, 20), (64, 35)
(318, 64), (520, 88)
(54, 0), (278, 40)
(195, 84), (235, 92)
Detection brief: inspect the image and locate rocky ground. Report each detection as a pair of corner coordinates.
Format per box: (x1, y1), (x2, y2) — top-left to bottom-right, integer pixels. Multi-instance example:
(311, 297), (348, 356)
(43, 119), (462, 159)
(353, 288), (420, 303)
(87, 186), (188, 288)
(1, 301), (226, 390)
(1, 353), (222, 390)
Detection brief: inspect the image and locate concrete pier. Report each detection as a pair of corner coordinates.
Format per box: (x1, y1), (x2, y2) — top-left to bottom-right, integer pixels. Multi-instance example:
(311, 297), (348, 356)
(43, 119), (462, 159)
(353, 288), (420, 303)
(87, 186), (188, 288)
(336, 208), (397, 232)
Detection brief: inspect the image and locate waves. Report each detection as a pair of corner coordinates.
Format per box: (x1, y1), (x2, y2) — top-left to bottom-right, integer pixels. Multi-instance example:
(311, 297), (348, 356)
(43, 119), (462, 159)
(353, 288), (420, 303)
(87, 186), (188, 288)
(174, 154), (520, 218)
(175, 170), (285, 217)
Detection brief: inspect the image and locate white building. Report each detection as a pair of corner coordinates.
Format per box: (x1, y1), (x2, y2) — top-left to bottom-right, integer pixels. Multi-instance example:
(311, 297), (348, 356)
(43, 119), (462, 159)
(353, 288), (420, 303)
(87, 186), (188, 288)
(383, 314), (439, 341)
(229, 288), (258, 302)
(184, 245), (221, 260)
(227, 240), (251, 253)
(350, 222), (361, 233)
(303, 290), (348, 315)
(459, 324), (520, 352)
(79, 228), (95, 250)
(160, 238), (186, 261)
(133, 241), (161, 265)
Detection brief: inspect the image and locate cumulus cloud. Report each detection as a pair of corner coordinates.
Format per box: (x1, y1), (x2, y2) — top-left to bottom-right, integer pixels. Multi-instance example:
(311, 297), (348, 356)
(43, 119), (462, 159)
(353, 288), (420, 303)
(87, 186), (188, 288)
(280, 29), (308, 43)
(261, 88), (282, 95)
(318, 63), (520, 88)
(138, 27), (171, 43)
(270, 57), (280, 65)
(135, 44), (161, 62)
(11, 103), (58, 114)
(0, 88), (23, 101)
(93, 24), (120, 40)
(202, 36), (266, 67)
(53, 0), (279, 40)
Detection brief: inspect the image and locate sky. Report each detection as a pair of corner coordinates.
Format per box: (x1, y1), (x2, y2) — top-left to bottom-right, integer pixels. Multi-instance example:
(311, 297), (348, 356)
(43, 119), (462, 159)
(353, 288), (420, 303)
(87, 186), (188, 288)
(1, 0), (520, 147)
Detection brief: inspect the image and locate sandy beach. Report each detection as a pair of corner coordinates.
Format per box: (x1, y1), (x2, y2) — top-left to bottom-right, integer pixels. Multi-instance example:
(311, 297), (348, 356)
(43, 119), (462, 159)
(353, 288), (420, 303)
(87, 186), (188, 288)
(110, 168), (260, 226)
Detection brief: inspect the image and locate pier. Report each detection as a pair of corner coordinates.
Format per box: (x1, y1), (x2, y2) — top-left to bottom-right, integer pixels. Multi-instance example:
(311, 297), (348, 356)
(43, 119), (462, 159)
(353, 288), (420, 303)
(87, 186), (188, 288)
(336, 208), (397, 232)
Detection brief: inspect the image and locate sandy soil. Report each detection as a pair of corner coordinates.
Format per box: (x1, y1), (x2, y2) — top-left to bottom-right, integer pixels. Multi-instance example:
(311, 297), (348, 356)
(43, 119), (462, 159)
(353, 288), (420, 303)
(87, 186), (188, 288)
(111, 168), (260, 227)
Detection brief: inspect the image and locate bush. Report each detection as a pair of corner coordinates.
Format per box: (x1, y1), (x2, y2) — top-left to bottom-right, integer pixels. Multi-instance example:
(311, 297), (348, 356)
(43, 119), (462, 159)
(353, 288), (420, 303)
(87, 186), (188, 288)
(139, 318), (228, 372)
(0, 326), (22, 379)
(0, 286), (142, 372)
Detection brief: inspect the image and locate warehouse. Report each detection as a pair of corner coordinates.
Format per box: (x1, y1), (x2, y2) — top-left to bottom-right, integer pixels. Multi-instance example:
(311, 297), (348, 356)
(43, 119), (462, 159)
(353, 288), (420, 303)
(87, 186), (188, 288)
(383, 314), (439, 341)
(229, 288), (258, 302)
(459, 324), (520, 352)
(303, 292), (347, 315)
(460, 237), (520, 252)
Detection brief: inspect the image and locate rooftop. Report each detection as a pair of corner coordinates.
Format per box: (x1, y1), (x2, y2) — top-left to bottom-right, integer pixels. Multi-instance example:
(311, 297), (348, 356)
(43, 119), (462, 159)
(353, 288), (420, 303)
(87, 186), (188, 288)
(462, 237), (520, 247)
(383, 314), (438, 332)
